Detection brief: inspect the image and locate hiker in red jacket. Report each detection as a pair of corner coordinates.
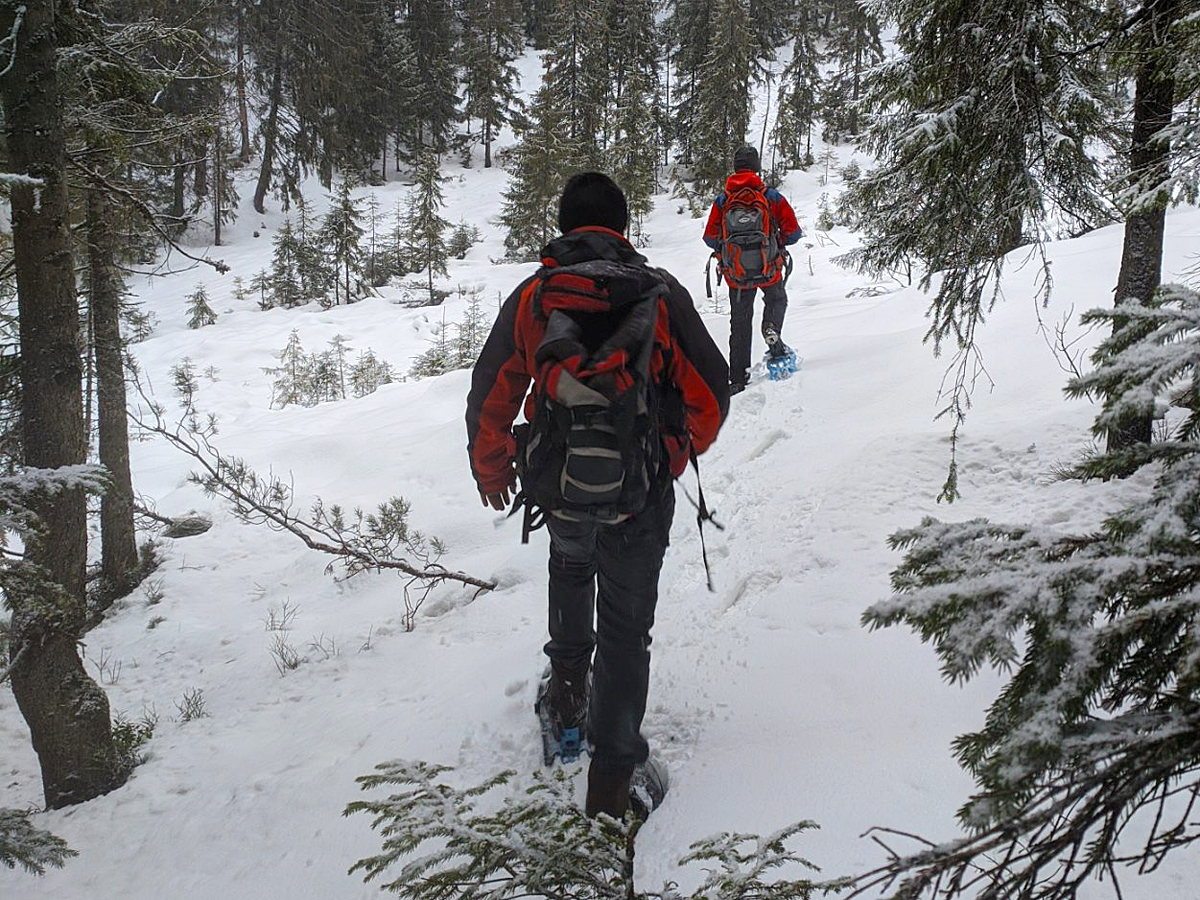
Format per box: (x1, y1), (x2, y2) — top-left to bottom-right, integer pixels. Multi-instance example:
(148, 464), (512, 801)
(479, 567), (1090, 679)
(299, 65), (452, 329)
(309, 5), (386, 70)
(703, 145), (803, 393)
(466, 173), (728, 820)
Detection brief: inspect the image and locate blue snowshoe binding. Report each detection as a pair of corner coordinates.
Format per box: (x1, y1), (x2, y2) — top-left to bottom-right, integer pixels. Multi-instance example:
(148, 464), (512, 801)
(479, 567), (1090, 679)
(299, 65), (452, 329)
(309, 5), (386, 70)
(535, 666), (590, 766)
(764, 328), (798, 382)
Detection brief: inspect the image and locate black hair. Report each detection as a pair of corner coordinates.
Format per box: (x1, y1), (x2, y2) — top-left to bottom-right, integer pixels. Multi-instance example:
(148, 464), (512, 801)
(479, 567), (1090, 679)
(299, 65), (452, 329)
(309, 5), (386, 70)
(558, 171), (629, 235)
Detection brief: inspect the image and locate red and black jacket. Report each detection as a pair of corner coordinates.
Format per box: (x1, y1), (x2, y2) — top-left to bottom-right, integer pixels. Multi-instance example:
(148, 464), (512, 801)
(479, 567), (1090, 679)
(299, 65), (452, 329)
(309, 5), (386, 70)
(703, 171), (803, 288)
(466, 227), (730, 496)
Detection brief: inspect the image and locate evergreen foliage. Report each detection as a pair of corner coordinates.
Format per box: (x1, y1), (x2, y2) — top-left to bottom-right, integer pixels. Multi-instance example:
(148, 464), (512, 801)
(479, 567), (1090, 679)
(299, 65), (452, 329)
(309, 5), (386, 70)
(448, 222), (483, 260)
(269, 218), (302, 309)
(266, 332), (393, 408)
(461, 0), (525, 168)
(0, 808), (77, 875)
(404, 152), (452, 303)
(345, 760), (830, 900)
(610, 0), (663, 240)
(185, 285), (217, 329)
(499, 80), (567, 260)
(320, 181), (367, 306)
(857, 284), (1200, 898)
(405, 0), (461, 153)
(410, 288), (491, 378)
(772, 16), (821, 170)
(690, 0), (760, 198)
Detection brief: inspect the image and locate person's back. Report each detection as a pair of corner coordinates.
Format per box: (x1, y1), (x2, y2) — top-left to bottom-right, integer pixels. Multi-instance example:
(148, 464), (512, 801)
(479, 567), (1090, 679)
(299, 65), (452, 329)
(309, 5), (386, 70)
(703, 146), (803, 392)
(467, 172), (728, 818)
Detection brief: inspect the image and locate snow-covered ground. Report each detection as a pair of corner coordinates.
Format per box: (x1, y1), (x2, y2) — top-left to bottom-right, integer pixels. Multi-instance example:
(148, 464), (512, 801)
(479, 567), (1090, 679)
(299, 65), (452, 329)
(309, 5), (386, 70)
(5, 51), (1200, 900)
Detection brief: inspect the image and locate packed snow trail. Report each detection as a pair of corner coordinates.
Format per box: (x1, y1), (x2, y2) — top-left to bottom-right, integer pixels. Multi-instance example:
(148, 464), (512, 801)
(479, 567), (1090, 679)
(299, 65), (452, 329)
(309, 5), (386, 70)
(3, 102), (1200, 900)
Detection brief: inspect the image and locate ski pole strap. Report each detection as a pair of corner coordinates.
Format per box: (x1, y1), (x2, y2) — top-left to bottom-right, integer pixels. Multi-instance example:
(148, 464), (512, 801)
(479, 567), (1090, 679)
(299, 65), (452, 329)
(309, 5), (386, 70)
(687, 446), (724, 592)
(705, 254), (713, 298)
(783, 250), (794, 285)
(505, 490), (545, 544)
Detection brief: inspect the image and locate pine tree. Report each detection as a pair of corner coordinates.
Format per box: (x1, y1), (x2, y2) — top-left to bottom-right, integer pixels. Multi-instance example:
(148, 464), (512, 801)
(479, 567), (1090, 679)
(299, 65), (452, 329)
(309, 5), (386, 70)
(270, 218), (302, 309)
(665, 0), (717, 166)
(861, 284), (1200, 897)
(838, 0), (1115, 496)
(249, 269), (272, 310)
(772, 16), (821, 169)
(610, 0), (662, 239)
(462, 0), (525, 168)
(691, 0), (759, 198)
(349, 350), (395, 398)
(820, 0), (882, 141)
(499, 80), (569, 261)
(542, 0), (608, 168)
(454, 287), (490, 368)
(405, 0), (461, 152)
(404, 152), (451, 303)
(266, 330), (309, 408)
(320, 181), (367, 305)
(186, 285), (218, 329)
(295, 194), (333, 303)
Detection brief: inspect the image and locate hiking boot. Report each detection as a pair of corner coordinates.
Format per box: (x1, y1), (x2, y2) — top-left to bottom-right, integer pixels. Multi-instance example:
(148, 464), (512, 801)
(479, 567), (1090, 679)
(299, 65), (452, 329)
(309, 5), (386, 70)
(763, 326), (790, 358)
(547, 662), (589, 731)
(585, 758), (632, 820)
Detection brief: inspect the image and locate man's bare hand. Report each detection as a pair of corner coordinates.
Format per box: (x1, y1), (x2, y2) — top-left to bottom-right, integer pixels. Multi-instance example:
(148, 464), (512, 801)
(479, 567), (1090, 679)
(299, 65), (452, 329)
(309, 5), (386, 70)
(481, 485), (512, 511)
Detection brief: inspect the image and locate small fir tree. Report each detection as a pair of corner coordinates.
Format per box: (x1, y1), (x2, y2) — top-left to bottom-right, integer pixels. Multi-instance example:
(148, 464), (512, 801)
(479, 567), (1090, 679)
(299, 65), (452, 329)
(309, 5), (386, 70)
(349, 350), (395, 398)
(270, 218), (302, 309)
(265, 329), (310, 408)
(320, 181), (367, 305)
(772, 19), (821, 169)
(185, 285), (217, 329)
(403, 152), (451, 303)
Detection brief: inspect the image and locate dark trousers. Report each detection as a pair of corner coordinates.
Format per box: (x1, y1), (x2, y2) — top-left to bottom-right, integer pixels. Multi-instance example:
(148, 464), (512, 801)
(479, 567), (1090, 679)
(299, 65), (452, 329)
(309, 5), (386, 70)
(544, 489), (675, 771)
(729, 281), (789, 387)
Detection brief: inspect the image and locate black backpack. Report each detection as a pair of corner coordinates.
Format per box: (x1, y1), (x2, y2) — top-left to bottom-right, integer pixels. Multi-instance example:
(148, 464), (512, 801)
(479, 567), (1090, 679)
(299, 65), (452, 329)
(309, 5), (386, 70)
(511, 259), (668, 539)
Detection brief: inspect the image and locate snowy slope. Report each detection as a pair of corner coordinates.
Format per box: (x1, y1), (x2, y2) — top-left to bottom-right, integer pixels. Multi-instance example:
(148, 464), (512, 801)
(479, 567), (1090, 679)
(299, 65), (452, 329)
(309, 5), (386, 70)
(5, 59), (1200, 900)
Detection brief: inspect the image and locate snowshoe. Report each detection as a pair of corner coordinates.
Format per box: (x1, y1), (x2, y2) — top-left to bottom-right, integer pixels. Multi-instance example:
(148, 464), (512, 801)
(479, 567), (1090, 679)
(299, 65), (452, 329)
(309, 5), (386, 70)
(629, 754), (669, 819)
(763, 328), (799, 382)
(535, 666), (590, 767)
(766, 347), (798, 381)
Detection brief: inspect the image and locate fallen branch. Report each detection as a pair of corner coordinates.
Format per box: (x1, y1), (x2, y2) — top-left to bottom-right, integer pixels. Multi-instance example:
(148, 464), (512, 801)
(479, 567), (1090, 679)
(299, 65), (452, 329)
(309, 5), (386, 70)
(130, 381), (495, 598)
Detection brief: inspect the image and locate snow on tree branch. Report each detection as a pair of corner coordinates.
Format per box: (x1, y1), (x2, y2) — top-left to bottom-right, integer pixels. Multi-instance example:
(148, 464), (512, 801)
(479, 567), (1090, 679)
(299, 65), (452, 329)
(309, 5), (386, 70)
(0, 808), (76, 876)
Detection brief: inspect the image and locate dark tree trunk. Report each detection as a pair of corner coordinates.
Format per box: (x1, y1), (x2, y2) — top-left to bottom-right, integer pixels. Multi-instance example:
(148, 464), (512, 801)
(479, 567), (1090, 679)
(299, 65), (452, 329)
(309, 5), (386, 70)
(194, 149), (208, 201)
(171, 150), (187, 230)
(484, 120), (493, 168)
(88, 188), (139, 597)
(1107, 0), (1179, 453)
(236, 4), (251, 163)
(0, 0), (126, 809)
(254, 45), (284, 214)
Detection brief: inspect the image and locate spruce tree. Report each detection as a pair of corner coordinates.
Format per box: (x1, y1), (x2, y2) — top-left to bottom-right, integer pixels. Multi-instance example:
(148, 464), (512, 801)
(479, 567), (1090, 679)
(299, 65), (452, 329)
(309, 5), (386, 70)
(608, 0), (662, 240)
(861, 284), (1200, 897)
(665, 0), (717, 166)
(266, 330), (309, 408)
(405, 0), (461, 152)
(462, 0), (525, 168)
(270, 218), (302, 309)
(499, 80), (568, 261)
(820, 0), (882, 141)
(404, 152), (451, 303)
(320, 181), (367, 305)
(295, 194), (333, 303)
(772, 16), (821, 169)
(691, 0), (759, 198)
(838, 0), (1114, 496)
(186, 285), (218, 329)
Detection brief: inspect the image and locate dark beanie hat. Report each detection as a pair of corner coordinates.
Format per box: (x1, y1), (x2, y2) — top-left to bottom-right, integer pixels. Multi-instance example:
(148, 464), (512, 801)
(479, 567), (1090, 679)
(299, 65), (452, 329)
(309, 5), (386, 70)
(558, 172), (629, 235)
(733, 145), (761, 172)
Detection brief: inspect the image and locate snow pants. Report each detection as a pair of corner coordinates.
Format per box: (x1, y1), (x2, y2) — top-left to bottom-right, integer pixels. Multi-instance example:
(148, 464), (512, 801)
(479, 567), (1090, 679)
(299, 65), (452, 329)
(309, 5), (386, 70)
(544, 487), (675, 772)
(729, 281), (789, 387)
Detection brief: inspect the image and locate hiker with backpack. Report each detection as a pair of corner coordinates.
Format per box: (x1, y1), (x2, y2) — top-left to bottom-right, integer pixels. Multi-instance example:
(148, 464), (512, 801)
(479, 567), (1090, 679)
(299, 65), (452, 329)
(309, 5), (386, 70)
(466, 172), (729, 820)
(703, 145), (804, 393)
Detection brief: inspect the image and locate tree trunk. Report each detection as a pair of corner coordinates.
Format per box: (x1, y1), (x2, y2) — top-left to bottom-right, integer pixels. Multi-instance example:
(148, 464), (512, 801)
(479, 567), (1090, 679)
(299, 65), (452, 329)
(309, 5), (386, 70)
(0, 0), (126, 808)
(213, 126), (223, 247)
(254, 45), (284, 214)
(171, 149), (187, 230)
(194, 149), (208, 201)
(484, 120), (493, 168)
(1107, 0), (1179, 453)
(88, 188), (139, 597)
(236, 4), (251, 163)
